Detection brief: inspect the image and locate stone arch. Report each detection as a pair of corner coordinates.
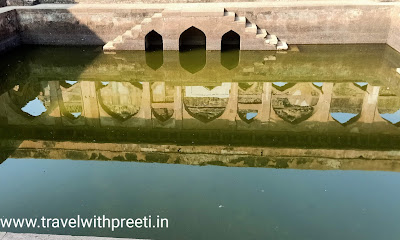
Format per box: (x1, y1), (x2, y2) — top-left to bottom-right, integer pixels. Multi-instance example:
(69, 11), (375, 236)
(145, 30), (163, 51)
(330, 83), (364, 126)
(97, 82), (143, 121)
(183, 84), (230, 123)
(377, 89), (400, 126)
(59, 81), (83, 120)
(271, 83), (320, 124)
(7, 81), (51, 119)
(152, 108), (174, 122)
(221, 30), (240, 51)
(179, 26), (206, 51)
(221, 30), (240, 70)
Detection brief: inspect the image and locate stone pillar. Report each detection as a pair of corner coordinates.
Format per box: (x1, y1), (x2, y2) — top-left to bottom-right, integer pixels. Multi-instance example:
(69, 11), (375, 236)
(80, 81), (100, 127)
(220, 82), (238, 122)
(140, 82), (152, 127)
(308, 82), (333, 122)
(174, 86), (183, 129)
(48, 81), (62, 126)
(258, 82), (272, 122)
(359, 85), (380, 123)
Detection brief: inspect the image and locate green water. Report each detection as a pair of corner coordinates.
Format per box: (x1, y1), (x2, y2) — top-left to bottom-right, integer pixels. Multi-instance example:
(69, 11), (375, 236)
(0, 44), (400, 239)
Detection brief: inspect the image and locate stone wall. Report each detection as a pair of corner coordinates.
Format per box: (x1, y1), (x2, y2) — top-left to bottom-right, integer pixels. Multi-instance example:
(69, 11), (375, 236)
(0, 0), (6, 7)
(39, 0), (400, 3)
(0, 2), (399, 51)
(388, 5), (400, 52)
(13, 3), (397, 47)
(229, 5), (392, 44)
(16, 7), (162, 45)
(0, 10), (20, 53)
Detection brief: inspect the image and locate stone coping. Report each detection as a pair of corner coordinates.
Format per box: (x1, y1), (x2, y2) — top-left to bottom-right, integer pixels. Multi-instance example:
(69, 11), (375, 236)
(0, 0), (400, 13)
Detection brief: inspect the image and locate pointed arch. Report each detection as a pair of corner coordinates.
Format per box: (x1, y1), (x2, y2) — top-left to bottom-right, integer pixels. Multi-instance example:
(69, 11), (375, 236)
(179, 26), (206, 51)
(145, 30), (163, 51)
(221, 30), (240, 51)
(221, 30), (240, 70)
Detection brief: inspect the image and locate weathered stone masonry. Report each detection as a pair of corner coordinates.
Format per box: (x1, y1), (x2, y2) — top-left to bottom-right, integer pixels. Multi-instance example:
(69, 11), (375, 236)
(389, 5), (400, 53)
(0, 2), (400, 52)
(0, 9), (19, 53)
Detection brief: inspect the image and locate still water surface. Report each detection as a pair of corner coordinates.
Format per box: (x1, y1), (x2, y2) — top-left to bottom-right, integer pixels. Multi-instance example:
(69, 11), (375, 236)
(0, 44), (400, 239)
(1, 159), (400, 240)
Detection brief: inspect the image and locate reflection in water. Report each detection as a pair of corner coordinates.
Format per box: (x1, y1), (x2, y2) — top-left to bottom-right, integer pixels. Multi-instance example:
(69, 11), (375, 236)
(272, 82), (297, 91)
(179, 48), (206, 74)
(221, 49), (239, 70)
(0, 45), (400, 154)
(98, 82), (142, 121)
(59, 81), (83, 120)
(1, 45), (400, 240)
(145, 50), (163, 70)
(271, 83), (319, 123)
(355, 82), (368, 88)
(313, 82), (323, 88)
(8, 81), (51, 118)
(65, 80), (78, 86)
(331, 112), (358, 124)
(381, 109), (400, 124)
(21, 97), (46, 117)
(330, 82), (364, 125)
(184, 84), (230, 123)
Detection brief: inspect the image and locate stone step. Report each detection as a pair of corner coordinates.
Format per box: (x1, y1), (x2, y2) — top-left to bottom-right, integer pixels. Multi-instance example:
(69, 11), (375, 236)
(224, 11), (235, 17)
(122, 30), (133, 40)
(152, 13), (162, 18)
(265, 34), (278, 45)
(113, 35), (123, 44)
(103, 42), (115, 51)
(256, 29), (267, 38)
(277, 40), (289, 50)
(223, 11), (235, 21)
(245, 22), (257, 33)
(142, 18), (152, 25)
(131, 25), (142, 32)
(235, 16), (246, 23)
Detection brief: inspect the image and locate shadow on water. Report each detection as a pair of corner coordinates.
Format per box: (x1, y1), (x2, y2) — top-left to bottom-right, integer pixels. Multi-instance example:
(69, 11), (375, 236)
(145, 50), (164, 70)
(221, 49), (239, 70)
(0, 3), (105, 158)
(179, 48), (206, 74)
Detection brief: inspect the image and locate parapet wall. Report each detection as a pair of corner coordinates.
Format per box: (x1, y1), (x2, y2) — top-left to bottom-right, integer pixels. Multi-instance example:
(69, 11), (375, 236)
(388, 5), (400, 52)
(0, 9), (19, 52)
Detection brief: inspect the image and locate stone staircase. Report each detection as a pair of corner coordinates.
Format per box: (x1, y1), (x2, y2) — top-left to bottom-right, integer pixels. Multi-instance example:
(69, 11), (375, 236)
(103, 8), (288, 51)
